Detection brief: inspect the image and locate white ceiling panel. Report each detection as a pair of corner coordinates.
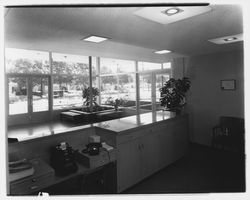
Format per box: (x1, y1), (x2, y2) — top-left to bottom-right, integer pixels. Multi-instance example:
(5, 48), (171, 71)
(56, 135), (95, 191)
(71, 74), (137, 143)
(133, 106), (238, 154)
(133, 6), (212, 24)
(4, 5), (243, 62)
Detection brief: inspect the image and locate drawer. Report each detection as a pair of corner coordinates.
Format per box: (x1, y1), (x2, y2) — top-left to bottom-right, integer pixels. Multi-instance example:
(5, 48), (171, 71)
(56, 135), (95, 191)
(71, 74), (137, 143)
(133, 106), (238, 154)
(9, 158), (55, 195)
(10, 173), (54, 195)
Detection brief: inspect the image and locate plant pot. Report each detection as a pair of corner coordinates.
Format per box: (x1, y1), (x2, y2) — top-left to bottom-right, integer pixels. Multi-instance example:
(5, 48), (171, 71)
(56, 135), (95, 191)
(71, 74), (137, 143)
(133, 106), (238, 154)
(163, 107), (182, 115)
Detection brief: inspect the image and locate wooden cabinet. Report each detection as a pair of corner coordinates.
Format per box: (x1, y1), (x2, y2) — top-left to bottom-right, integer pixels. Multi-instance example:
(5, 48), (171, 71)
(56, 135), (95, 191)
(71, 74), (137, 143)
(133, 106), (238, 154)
(156, 117), (188, 169)
(116, 115), (189, 193)
(117, 128), (159, 192)
(140, 132), (159, 179)
(10, 158), (55, 195)
(117, 138), (141, 192)
(172, 117), (189, 160)
(157, 130), (175, 170)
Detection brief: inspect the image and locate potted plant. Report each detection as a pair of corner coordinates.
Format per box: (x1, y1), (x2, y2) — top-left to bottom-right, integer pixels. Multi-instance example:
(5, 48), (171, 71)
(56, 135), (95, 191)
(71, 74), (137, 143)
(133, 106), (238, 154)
(82, 87), (100, 111)
(160, 77), (191, 114)
(105, 97), (126, 111)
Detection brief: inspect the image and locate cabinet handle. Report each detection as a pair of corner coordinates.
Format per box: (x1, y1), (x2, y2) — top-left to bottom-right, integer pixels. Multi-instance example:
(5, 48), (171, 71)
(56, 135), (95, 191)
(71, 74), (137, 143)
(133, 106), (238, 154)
(142, 144), (144, 149)
(138, 144), (141, 150)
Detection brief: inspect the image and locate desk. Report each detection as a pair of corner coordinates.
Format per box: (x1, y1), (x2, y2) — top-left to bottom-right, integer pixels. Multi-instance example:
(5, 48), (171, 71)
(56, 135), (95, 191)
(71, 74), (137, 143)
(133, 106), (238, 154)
(9, 151), (117, 195)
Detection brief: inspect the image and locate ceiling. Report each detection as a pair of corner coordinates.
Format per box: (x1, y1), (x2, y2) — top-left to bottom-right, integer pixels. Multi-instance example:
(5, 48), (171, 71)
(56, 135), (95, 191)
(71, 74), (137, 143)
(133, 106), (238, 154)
(4, 4), (243, 63)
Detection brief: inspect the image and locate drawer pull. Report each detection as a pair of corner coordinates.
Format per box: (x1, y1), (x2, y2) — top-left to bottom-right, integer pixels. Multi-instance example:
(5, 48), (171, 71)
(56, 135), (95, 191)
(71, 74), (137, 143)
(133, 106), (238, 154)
(30, 185), (38, 190)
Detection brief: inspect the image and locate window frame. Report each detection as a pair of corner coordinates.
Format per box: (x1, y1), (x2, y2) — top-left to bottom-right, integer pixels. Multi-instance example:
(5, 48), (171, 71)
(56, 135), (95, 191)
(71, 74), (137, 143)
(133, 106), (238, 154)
(5, 47), (173, 121)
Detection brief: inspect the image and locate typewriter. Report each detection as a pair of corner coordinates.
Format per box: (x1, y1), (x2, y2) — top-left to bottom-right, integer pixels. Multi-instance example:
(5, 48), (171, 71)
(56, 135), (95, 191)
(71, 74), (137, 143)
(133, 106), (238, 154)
(50, 142), (78, 176)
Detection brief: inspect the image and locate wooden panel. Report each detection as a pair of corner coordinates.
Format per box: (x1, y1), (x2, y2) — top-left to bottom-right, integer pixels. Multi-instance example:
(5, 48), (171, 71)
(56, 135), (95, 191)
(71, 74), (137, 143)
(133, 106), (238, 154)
(140, 131), (159, 179)
(8, 113), (30, 126)
(172, 117), (189, 159)
(116, 127), (153, 145)
(116, 139), (141, 193)
(157, 131), (175, 169)
(10, 158), (54, 195)
(115, 115), (189, 193)
(31, 111), (50, 124)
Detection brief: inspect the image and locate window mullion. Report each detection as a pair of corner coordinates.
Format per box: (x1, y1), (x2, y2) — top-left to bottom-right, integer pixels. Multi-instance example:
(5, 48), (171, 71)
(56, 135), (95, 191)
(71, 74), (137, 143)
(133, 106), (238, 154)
(151, 73), (156, 113)
(88, 56), (93, 112)
(96, 57), (101, 105)
(135, 61), (140, 115)
(49, 52), (53, 115)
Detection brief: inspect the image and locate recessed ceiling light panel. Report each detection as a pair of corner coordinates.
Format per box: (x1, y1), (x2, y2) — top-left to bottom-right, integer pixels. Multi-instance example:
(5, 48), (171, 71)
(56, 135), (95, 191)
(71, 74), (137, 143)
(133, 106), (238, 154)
(163, 7), (183, 16)
(154, 49), (171, 54)
(208, 34), (243, 44)
(224, 37), (237, 42)
(82, 35), (108, 43)
(134, 6), (212, 25)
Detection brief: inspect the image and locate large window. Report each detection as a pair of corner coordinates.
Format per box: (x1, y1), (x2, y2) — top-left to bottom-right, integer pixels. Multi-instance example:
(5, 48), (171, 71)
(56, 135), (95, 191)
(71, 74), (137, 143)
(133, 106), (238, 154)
(5, 48), (49, 74)
(8, 77), (28, 115)
(5, 48), (50, 116)
(100, 58), (135, 74)
(100, 58), (136, 107)
(6, 47), (172, 119)
(32, 77), (49, 112)
(139, 74), (152, 110)
(156, 74), (170, 102)
(52, 53), (90, 110)
(138, 61), (162, 71)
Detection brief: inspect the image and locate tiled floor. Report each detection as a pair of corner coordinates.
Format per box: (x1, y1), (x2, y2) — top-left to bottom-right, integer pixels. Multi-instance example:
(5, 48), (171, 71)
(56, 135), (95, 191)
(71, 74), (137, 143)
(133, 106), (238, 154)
(124, 143), (245, 194)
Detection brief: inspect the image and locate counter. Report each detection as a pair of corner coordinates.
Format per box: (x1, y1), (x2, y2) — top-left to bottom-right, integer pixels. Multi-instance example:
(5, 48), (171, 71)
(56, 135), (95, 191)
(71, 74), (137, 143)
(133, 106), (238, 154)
(8, 111), (188, 194)
(93, 111), (176, 134)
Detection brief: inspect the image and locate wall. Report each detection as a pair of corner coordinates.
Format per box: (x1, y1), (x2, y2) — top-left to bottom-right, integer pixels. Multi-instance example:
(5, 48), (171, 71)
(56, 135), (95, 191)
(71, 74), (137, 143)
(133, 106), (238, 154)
(175, 50), (244, 146)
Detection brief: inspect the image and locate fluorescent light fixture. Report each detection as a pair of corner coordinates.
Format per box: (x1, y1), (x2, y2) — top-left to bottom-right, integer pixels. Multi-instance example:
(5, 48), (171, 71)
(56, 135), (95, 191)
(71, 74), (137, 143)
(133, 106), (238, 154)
(82, 35), (108, 43)
(208, 34), (243, 44)
(224, 37), (237, 42)
(154, 50), (171, 54)
(163, 7), (183, 16)
(134, 6), (212, 25)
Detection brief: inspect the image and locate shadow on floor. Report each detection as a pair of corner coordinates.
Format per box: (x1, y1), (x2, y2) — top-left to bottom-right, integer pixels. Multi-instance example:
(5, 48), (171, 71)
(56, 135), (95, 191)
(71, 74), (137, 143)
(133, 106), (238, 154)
(124, 143), (245, 194)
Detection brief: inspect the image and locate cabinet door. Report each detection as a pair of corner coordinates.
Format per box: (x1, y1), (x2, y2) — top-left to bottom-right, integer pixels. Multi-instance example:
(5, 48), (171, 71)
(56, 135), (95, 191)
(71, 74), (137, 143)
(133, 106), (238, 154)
(140, 132), (159, 179)
(173, 118), (188, 159)
(157, 131), (175, 169)
(117, 138), (141, 193)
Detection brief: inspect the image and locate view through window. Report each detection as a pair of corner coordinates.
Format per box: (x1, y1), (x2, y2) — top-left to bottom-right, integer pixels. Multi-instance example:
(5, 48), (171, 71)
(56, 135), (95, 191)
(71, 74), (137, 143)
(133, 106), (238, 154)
(6, 48), (49, 115)
(100, 58), (136, 108)
(52, 53), (90, 110)
(6, 48), (171, 117)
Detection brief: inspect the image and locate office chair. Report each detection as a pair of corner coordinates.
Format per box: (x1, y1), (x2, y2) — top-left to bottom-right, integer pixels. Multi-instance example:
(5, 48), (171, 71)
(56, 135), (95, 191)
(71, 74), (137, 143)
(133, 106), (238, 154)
(212, 116), (244, 153)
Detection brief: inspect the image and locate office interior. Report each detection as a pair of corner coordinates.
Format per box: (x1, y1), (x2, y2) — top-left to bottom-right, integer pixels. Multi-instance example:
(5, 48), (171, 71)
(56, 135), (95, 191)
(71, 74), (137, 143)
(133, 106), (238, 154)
(3, 2), (246, 196)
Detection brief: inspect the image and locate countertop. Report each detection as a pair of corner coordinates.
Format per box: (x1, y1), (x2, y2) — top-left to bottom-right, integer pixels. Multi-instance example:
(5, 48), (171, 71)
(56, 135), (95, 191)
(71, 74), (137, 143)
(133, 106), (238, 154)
(9, 111), (178, 141)
(93, 110), (177, 134)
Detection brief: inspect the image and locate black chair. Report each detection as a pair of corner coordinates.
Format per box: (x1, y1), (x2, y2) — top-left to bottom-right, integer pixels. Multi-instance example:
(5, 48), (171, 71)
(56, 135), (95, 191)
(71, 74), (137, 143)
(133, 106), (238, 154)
(212, 116), (244, 153)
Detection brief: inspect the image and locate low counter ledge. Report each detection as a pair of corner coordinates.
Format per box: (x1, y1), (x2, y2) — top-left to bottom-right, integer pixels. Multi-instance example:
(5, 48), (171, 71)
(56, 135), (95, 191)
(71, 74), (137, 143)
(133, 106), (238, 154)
(93, 111), (179, 134)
